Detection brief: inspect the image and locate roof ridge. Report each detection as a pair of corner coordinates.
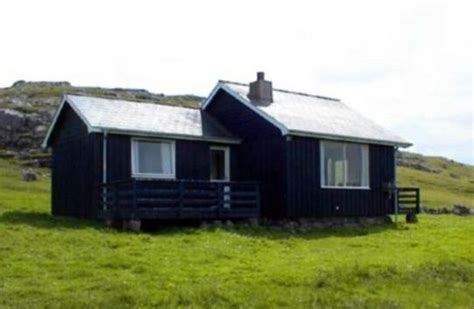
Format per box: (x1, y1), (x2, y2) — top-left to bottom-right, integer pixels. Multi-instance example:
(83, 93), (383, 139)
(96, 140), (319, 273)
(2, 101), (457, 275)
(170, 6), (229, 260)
(218, 80), (341, 102)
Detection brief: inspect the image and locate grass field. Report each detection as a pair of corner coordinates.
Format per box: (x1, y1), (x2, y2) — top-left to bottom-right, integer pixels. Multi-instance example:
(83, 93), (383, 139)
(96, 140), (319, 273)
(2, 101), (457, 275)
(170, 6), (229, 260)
(0, 158), (473, 308)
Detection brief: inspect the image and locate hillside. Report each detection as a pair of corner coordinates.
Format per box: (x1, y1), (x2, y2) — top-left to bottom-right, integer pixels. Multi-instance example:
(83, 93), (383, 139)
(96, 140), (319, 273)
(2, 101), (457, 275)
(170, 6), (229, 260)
(0, 80), (472, 209)
(397, 152), (474, 208)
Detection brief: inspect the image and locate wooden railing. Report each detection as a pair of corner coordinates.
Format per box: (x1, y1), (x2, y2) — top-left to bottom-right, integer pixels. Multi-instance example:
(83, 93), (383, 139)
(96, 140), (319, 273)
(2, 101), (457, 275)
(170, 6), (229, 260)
(97, 179), (260, 220)
(396, 187), (420, 214)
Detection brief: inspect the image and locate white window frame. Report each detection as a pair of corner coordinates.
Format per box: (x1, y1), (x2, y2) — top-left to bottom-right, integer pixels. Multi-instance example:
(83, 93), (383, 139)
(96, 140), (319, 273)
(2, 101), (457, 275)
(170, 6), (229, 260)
(131, 138), (176, 179)
(320, 141), (370, 190)
(210, 146), (230, 182)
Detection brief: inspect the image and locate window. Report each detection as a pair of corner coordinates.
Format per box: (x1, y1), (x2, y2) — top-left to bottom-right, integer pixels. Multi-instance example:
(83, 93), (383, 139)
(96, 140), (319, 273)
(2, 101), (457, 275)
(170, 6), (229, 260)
(131, 139), (175, 178)
(210, 146), (230, 181)
(320, 141), (369, 188)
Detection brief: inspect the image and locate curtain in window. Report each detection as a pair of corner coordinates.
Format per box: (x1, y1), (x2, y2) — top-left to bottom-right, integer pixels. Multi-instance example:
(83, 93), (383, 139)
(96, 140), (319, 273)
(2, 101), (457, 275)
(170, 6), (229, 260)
(323, 141), (345, 187)
(322, 141), (369, 188)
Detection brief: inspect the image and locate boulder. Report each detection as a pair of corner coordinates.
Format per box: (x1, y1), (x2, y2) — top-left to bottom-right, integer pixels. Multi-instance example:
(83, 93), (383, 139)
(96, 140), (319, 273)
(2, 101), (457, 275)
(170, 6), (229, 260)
(123, 219), (141, 232)
(248, 218), (259, 227)
(21, 169), (37, 181)
(212, 220), (223, 227)
(453, 205), (470, 216)
(406, 212), (418, 223)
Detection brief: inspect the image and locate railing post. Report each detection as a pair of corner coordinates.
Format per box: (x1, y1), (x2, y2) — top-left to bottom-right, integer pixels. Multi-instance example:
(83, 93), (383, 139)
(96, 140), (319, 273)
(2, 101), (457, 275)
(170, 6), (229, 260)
(416, 188), (420, 214)
(255, 183), (261, 217)
(178, 181), (184, 218)
(217, 182), (223, 219)
(394, 184), (398, 224)
(132, 179), (137, 219)
(113, 183), (118, 218)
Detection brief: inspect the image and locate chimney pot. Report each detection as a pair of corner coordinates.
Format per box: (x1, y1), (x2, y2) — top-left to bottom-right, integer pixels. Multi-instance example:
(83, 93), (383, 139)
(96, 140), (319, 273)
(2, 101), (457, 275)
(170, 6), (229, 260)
(248, 72), (273, 105)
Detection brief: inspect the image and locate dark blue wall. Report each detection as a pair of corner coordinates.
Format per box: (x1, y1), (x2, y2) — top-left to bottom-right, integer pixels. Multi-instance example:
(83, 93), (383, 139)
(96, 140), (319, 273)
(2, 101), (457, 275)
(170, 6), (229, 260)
(205, 90), (287, 218)
(103, 135), (238, 182)
(286, 136), (395, 217)
(50, 103), (101, 219)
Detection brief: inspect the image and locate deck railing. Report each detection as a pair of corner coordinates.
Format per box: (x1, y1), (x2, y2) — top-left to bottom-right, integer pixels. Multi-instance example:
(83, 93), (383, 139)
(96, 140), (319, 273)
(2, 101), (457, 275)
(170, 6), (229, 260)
(97, 179), (260, 220)
(396, 187), (420, 214)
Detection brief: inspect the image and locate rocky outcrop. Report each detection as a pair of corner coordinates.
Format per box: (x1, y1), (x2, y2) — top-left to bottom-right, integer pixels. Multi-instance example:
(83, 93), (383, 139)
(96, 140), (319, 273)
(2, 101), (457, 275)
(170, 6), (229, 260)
(396, 152), (442, 173)
(0, 80), (203, 167)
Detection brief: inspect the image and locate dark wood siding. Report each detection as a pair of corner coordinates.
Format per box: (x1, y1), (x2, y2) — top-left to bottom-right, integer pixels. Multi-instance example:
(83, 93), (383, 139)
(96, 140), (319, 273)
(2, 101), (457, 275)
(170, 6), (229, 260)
(106, 135), (131, 182)
(286, 136), (395, 217)
(205, 90), (287, 218)
(103, 134), (237, 182)
(50, 104), (100, 219)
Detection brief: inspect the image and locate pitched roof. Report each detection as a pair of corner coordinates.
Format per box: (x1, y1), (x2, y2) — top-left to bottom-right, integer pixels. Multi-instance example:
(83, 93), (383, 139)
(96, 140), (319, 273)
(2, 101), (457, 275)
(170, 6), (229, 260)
(202, 81), (411, 147)
(43, 95), (239, 147)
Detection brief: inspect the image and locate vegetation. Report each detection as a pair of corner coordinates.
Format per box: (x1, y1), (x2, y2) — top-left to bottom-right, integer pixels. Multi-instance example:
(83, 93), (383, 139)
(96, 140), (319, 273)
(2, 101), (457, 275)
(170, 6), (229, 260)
(398, 152), (474, 208)
(0, 81), (201, 109)
(0, 158), (473, 308)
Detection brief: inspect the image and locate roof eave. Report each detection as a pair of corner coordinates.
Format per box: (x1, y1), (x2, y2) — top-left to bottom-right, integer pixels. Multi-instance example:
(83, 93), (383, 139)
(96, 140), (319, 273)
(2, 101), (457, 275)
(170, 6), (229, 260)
(96, 128), (242, 144)
(288, 130), (412, 148)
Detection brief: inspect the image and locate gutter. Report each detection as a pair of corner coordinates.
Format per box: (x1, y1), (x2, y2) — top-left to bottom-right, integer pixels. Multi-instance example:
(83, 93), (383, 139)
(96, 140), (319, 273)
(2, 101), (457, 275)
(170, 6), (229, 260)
(102, 130), (108, 211)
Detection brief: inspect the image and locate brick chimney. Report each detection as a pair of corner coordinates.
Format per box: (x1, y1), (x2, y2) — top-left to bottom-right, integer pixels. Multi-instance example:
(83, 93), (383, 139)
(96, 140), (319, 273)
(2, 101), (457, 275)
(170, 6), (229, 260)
(248, 72), (273, 104)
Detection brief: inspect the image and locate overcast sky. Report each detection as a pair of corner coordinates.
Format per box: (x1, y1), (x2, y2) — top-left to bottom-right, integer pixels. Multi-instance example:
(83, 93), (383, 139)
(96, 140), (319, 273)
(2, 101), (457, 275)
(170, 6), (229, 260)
(0, 0), (472, 164)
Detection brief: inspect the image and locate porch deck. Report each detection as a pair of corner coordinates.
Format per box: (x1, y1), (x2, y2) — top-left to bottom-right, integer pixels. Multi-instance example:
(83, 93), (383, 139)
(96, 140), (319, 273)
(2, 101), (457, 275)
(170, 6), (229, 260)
(97, 179), (260, 220)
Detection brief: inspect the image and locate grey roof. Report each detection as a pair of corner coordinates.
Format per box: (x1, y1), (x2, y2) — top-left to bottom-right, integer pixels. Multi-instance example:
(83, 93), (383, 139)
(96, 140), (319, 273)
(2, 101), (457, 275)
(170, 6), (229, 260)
(204, 81), (411, 147)
(43, 95), (239, 147)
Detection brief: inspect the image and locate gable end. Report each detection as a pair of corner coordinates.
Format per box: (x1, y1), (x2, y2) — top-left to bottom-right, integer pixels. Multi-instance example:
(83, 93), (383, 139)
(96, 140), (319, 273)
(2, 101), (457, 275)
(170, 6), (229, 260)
(42, 96), (95, 147)
(202, 83), (289, 136)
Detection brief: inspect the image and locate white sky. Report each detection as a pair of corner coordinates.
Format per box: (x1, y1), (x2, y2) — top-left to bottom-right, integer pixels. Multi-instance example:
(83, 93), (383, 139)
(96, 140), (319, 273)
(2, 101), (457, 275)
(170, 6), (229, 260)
(0, 0), (472, 164)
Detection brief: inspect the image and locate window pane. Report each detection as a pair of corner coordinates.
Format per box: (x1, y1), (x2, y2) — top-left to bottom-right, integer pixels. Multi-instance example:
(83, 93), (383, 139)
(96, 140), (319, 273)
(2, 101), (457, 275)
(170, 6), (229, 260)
(323, 141), (345, 186)
(346, 144), (362, 186)
(361, 146), (369, 187)
(136, 141), (173, 175)
(322, 141), (369, 188)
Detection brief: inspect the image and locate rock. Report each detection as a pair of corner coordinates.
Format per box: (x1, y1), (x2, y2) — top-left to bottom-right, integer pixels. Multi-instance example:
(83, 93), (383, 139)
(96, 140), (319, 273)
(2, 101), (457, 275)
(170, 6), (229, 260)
(311, 221), (327, 229)
(453, 205), (470, 216)
(225, 220), (234, 227)
(34, 125), (47, 133)
(358, 217), (382, 226)
(0, 109), (25, 129)
(21, 169), (37, 181)
(212, 220), (223, 227)
(0, 150), (15, 159)
(384, 216), (393, 224)
(440, 207), (451, 214)
(200, 221), (209, 229)
(406, 212), (418, 223)
(248, 218), (259, 227)
(284, 221), (297, 230)
(123, 219), (141, 232)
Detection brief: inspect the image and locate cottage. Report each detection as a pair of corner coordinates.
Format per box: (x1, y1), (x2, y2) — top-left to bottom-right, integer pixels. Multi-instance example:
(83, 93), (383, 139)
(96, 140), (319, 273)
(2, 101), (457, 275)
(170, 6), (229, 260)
(42, 72), (419, 225)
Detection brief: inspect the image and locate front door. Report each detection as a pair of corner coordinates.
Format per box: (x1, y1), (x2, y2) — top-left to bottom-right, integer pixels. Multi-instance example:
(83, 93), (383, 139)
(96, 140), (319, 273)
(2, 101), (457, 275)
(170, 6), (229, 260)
(210, 146), (230, 208)
(210, 146), (230, 181)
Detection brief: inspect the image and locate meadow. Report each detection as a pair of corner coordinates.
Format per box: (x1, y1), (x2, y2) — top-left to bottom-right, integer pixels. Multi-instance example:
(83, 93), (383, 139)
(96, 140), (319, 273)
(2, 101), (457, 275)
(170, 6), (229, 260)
(0, 157), (473, 308)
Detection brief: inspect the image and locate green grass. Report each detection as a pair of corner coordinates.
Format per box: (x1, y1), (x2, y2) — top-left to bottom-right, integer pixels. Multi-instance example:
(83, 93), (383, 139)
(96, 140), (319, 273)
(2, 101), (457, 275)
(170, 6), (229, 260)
(0, 158), (473, 308)
(398, 153), (474, 208)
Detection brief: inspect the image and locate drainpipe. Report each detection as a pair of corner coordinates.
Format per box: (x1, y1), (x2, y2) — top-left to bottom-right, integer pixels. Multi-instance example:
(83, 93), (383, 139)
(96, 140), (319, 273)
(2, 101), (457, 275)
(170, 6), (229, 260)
(394, 146), (399, 224)
(102, 131), (108, 211)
